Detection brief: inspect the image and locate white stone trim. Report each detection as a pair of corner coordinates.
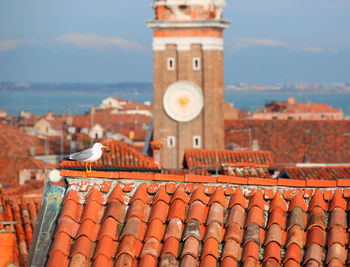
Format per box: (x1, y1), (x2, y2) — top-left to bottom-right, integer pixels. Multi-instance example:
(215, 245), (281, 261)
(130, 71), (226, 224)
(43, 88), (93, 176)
(152, 0), (226, 8)
(146, 19), (230, 29)
(153, 37), (223, 51)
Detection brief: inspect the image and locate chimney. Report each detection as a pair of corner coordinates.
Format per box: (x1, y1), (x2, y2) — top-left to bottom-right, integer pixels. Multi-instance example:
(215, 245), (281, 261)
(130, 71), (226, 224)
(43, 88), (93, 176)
(30, 146), (36, 156)
(150, 141), (162, 167)
(288, 97), (296, 105)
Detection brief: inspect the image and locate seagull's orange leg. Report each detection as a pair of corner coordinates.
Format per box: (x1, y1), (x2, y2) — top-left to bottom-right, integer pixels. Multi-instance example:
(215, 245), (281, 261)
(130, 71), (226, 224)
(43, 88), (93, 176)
(85, 162), (91, 174)
(89, 163), (92, 173)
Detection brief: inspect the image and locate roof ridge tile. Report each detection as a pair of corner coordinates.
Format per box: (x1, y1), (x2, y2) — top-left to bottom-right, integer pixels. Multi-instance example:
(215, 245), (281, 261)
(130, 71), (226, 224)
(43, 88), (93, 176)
(228, 187), (247, 209)
(208, 186), (226, 207)
(189, 184), (209, 205)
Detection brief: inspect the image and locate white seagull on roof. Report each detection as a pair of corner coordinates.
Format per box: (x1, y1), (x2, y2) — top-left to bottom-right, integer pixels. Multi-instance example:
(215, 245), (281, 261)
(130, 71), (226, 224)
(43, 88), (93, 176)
(66, 143), (108, 174)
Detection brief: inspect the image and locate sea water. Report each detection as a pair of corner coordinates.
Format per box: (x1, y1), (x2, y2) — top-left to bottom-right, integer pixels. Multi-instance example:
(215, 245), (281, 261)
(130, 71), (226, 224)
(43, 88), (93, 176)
(1, 90), (350, 117)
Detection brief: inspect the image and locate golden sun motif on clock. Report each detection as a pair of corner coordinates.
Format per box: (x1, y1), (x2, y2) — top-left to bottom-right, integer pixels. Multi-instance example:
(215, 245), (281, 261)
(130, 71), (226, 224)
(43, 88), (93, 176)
(163, 81), (204, 122)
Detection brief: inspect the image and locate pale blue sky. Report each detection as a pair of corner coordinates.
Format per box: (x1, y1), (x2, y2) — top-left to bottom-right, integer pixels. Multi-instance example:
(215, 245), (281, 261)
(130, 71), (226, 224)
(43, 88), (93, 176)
(0, 0), (349, 84)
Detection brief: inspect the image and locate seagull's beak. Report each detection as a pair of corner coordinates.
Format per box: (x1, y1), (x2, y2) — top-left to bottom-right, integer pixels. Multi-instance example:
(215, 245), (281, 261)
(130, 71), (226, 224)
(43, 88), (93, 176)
(102, 146), (110, 152)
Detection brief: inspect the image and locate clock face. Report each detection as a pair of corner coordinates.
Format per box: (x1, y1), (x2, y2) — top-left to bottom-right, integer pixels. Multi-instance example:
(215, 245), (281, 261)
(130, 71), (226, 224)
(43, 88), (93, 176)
(163, 81), (204, 122)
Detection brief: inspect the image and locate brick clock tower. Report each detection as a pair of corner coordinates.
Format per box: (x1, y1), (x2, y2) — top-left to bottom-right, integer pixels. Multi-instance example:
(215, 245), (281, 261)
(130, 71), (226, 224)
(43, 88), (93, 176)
(147, 0), (229, 169)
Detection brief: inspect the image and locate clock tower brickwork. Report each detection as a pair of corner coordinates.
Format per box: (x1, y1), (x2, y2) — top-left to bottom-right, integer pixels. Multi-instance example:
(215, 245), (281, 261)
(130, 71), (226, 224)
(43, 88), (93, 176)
(147, 0), (229, 169)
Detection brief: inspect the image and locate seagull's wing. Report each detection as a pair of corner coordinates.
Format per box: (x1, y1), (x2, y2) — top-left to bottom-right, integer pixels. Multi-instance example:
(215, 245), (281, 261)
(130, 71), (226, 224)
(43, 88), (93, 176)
(68, 148), (94, 161)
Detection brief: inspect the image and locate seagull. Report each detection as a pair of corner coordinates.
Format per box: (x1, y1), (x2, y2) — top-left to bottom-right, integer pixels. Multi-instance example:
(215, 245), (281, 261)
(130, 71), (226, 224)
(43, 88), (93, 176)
(65, 143), (108, 174)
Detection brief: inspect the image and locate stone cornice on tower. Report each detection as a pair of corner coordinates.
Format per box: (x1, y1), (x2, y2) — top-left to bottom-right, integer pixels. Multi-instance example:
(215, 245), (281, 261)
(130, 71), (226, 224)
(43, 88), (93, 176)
(146, 19), (230, 30)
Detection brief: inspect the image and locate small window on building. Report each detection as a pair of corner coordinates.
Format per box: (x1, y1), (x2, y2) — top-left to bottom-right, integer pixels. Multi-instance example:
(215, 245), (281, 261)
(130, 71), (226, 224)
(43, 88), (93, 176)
(167, 58), (175, 71)
(192, 57), (200, 71)
(193, 136), (201, 148)
(167, 136), (175, 148)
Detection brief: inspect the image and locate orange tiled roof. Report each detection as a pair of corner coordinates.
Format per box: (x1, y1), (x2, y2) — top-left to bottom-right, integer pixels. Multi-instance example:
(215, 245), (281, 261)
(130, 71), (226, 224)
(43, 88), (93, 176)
(30, 169), (350, 266)
(0, 156), (49, 186)
(59, 138), (158, 170)
(225, 119), (350, 165)
(280, 165), (350, 180)
(0, 123), (70, 156)
(184, 149), (275, 169)
(0, 193), (42, 266)
(261, 101), (342, 114)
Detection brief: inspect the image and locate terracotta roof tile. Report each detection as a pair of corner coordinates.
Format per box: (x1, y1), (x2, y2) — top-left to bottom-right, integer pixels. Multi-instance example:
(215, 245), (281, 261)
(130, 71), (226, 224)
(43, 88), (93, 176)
(245, 206), (265, 228)
(326, 243), (346, 264)
(125, 199), (151, 222)
(264, 224), (283, 246)
(181, 236), (200, 258)
(81, 200), (104, 224)
(46, 250), (69, 267)
(206, 202), (224, 225)
(327, 225), (346, 247)
(203, 222), (222, 243)
(303, 243), (324, 264)
(328, 208), (346, 229)
(225, 222), (244, 243)
(184, 148), (276, 169)
(229, 187), (247, 208)
(221, 256), (238, 267)
(242, 241), (260, 262)
(266, 208), (286, 230)
(153, 185), (170, 205)
(329, 189), (347, 211)
(225, 119), (350, 165)
(164, 218), (183, 241)
(183, 220), (201, 241)
(114, 253), (133, 267)
(286, 225), (304, 248)
(159, 254), (178, 266)
(200, 254), (217, 267)
(247, 189), (267, 210)
(92, 255), (111, 267)
(307, 206), (326, 230)
(167, 199), (187, 222)
(120, 217), (142, 240)
(144, 219), (165, 242)
(180, 255), (198, 266)
(189, 184), (209, 205)
(263, 241), (281, 263)
(75, 219), (100, 241)
(148, 200), (169, 224)
(140, 237), (161, 259)
(102, 200), (126, 223)
(139, 254), (157, 267)
(59, 199), (82, 222)
(93, 235), (116, 259)
(306, 226), (325, 248)
(160, 237), (179, 258)
(97, 217), (119, 240)
(186, 200), (207, 224)
(31, 171), (350, 266)
(70, 236), (93, 259)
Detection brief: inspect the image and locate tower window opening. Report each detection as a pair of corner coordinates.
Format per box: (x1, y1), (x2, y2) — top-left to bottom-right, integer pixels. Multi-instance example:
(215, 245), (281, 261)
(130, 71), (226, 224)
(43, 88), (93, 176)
(167, 58), (175, 70)
(193, 136), (201, 148)
(193, 57), (200, 71)
(167, 136), (176, 148)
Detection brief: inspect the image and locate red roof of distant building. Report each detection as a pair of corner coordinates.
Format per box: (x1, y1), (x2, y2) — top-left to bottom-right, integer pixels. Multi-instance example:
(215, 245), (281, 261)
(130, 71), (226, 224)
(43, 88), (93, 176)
(280, 165), (350, 180)
(0, 192), (42, 266)
(59, 138), (158, 170)
(184, 149), (275, 169)
(260, 98), (342, 114)
(225, 119), (350, 166)
(28, 169), (350, 266)
(0, 156), (49, 186)
(0, 123), (69, 156)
